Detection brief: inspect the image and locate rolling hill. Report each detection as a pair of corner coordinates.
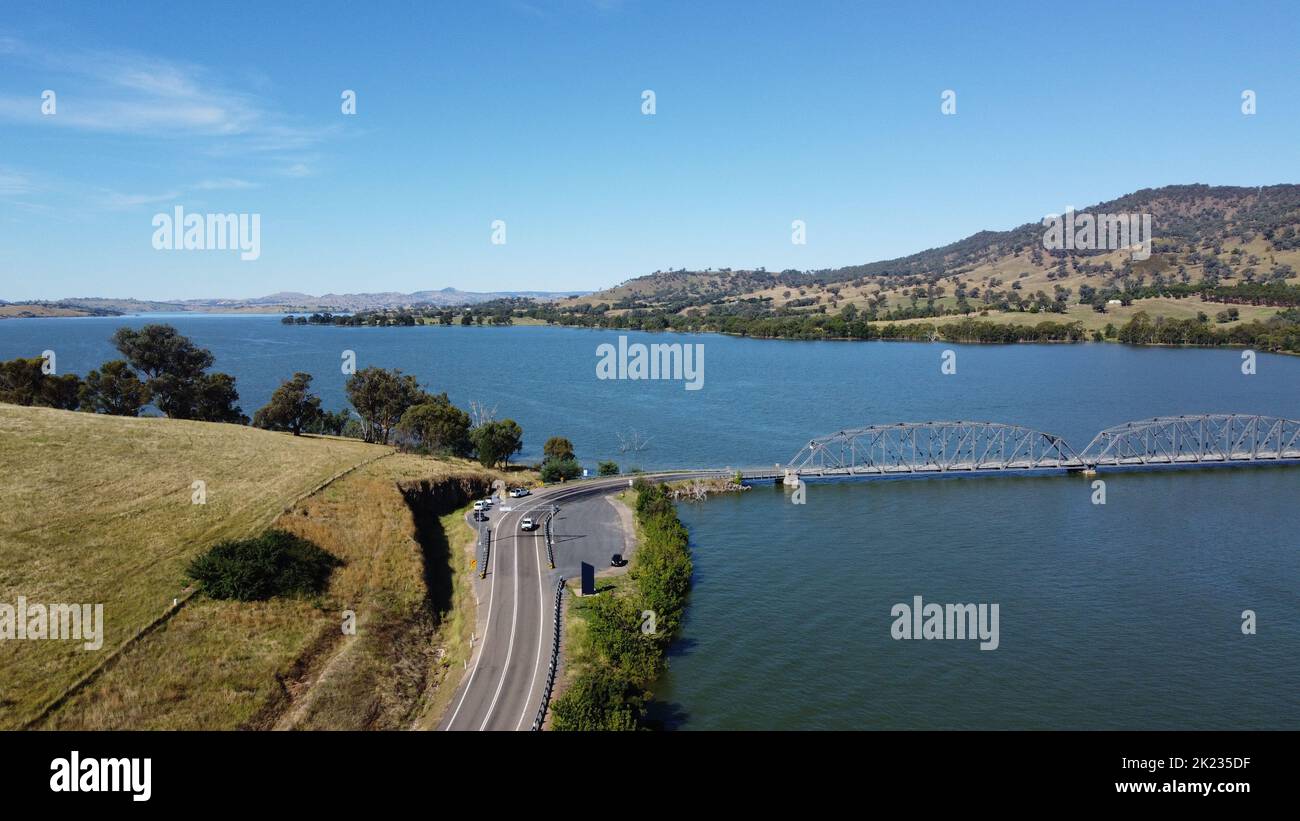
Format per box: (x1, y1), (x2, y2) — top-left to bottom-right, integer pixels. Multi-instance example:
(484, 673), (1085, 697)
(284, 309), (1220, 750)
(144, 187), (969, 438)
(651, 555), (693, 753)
(559, 183), (1300, 328)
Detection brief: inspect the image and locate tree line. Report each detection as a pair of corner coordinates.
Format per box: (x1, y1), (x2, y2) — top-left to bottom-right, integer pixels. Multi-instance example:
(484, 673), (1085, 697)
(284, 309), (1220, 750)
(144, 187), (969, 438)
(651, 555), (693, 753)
(0, 325), (244, 421)
(0, 323), (556, 469)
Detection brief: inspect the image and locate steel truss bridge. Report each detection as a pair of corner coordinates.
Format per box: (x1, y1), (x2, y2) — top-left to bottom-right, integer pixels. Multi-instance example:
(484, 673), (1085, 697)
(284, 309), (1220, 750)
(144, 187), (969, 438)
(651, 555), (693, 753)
(774, 414), (1300, 480)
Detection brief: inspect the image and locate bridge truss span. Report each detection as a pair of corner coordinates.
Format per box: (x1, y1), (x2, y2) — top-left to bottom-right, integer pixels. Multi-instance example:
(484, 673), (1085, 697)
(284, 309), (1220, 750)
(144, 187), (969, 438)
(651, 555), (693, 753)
(1079, 414), (1300, 467)
(786, 421), (1085, 477)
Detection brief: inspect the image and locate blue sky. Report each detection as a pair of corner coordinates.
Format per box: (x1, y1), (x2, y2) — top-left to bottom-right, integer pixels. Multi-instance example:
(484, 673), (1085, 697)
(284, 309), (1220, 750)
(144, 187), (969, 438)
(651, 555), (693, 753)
(1, 0), (1298, 301)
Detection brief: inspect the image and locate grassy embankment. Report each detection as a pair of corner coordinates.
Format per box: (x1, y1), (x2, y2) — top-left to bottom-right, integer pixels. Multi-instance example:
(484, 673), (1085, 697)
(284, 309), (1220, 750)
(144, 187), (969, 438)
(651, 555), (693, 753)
(0, 404), (523, 729)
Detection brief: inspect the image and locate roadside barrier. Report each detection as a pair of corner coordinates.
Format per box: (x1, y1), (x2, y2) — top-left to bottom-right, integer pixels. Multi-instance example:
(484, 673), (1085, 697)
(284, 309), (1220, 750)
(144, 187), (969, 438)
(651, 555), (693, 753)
(479, 527), (491, 579)
(531, 576), (566, 731)
(543, 510), (556, 569)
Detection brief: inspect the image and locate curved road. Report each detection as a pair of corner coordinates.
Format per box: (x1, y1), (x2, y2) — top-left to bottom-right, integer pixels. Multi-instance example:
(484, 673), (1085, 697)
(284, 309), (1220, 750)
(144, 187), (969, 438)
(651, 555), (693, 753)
(439, 472), (720, 731)
(439, 477), (635, 731)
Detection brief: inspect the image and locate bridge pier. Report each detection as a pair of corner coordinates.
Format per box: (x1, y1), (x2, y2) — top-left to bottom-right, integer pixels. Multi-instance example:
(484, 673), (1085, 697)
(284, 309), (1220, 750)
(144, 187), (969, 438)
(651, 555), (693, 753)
(782, 469), (801, 489)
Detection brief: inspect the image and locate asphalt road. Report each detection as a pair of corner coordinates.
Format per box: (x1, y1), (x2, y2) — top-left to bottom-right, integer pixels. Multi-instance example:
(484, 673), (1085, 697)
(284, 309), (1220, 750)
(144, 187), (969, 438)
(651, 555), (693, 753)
(438, 471), (724, 731)
(438, 476), (636, 731)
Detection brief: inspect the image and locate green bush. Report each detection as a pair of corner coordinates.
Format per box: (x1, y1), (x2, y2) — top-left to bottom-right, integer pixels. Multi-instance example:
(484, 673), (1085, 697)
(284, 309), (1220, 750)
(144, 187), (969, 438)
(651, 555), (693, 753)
(550, 667), (641, 731)
(539, 457), (583, 482)
(597, 460), (620, 476)
(186, 530), (342, 601)
(554, 479), (693, 731)
(582, 594), (661, 683)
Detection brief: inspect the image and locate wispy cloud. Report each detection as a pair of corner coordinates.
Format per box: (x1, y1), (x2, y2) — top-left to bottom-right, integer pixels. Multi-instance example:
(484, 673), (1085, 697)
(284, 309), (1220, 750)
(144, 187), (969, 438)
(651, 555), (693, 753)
(0, 38), (329, 149)
(0, 168), (33, 196)
(278, 162), (315, 179)
(0, 36), (339, 213)
(194, 177), (259, 190)
(98, 189), (183, 210)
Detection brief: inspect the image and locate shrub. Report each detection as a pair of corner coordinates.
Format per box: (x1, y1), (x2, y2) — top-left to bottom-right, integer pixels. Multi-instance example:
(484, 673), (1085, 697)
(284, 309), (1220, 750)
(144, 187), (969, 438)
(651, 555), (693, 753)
(597, 460), (619, 476)
(549, 667), (641, 731)
(186, 530), (342, 601)
(540, 457), (583, 482)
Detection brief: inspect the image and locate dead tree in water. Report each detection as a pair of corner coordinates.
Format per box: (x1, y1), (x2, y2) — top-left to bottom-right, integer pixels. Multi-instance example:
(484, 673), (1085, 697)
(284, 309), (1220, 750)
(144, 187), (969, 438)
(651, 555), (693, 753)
(470, 400), (497, 427)
(617, 428), (652, 455)
(667, 478), (749, 501)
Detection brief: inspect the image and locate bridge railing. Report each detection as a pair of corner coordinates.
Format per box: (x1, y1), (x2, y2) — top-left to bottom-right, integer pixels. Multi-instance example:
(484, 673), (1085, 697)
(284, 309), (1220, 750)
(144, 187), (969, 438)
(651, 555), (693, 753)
(787, 421), (1084, 475)
(1079, 414), (1300, 467)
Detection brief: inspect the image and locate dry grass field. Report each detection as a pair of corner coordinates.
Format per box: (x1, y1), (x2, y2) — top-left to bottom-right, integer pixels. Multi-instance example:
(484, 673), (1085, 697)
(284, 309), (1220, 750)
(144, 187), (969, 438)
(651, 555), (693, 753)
(0, 405), (385, 728)
(0, 405), (530, 730)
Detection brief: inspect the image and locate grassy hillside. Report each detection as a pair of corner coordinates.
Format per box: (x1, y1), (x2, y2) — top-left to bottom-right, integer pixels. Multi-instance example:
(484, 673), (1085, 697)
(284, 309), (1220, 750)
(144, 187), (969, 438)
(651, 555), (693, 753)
(38, 453), (518, 730)
(0, 405), (527, 730)
(0, 405), (386, 728)
(555, 184), (1300, 332)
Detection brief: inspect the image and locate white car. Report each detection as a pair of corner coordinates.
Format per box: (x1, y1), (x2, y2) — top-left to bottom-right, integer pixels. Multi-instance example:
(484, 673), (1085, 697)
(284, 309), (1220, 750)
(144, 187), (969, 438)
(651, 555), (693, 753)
(480, 497), (493, 508)
(509, 487), (530, 498)
(472, 500), (485, 512)
(520, 517), (535, 531)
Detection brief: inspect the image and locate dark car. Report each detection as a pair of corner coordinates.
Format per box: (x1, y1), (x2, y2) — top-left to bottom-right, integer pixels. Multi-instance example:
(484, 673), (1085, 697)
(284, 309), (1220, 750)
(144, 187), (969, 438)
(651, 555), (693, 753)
(610, 554), (627, 567)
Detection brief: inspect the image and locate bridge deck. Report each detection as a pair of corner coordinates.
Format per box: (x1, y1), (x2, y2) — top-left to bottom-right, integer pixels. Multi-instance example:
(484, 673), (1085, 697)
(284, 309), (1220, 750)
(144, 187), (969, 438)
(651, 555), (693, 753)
(772, 415), (1300, 481)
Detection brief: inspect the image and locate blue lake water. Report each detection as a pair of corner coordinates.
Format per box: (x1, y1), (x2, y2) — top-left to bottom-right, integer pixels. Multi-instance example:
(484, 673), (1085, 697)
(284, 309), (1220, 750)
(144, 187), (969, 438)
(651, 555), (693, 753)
(2, 315), (1297, 728)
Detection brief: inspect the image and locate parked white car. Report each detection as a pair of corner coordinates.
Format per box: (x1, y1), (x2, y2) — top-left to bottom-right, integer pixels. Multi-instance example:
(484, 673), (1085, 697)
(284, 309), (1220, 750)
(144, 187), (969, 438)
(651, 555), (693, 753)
(509, 487), (530, 498)
(473, 500), (485, 512)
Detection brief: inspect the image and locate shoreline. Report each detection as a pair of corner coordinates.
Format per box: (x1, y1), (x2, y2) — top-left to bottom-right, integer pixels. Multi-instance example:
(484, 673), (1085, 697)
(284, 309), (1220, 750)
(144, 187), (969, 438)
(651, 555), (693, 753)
(13, 308), (1291, 356)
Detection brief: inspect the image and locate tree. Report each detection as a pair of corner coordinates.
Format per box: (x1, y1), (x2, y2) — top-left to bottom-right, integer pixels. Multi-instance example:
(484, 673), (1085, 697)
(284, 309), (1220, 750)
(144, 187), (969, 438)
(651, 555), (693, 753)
(111, 325), (243, 421)
(195, 373), (248, 424)
(470, 419), (524, 467)
(0, 357), (81, 409)
(345, 366), (425, 444)
(43, 373), (82, 410)
(543, 436), (575, 461)
(598, 461), (619, 476)
(540, 457), (582, 482)
(253, 372), (322, 435)
(305, 408), (353, 437)
(80, 360), (149, 416)
(398, 393), (472, 456)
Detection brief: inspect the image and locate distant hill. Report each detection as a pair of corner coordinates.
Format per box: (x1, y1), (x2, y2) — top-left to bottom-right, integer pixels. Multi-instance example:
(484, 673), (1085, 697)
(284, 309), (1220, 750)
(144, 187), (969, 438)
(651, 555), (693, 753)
(564, 183), (1300, 313)
(0, 288), (592, 318)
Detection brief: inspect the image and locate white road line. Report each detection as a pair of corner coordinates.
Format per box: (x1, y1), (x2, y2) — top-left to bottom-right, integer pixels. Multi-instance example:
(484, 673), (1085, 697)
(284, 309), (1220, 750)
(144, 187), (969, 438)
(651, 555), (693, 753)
(446, 481), (619, 731)
(515, 527), (547, 731)
(445, 509), (500, 730)
(479, 517), (521, 730)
